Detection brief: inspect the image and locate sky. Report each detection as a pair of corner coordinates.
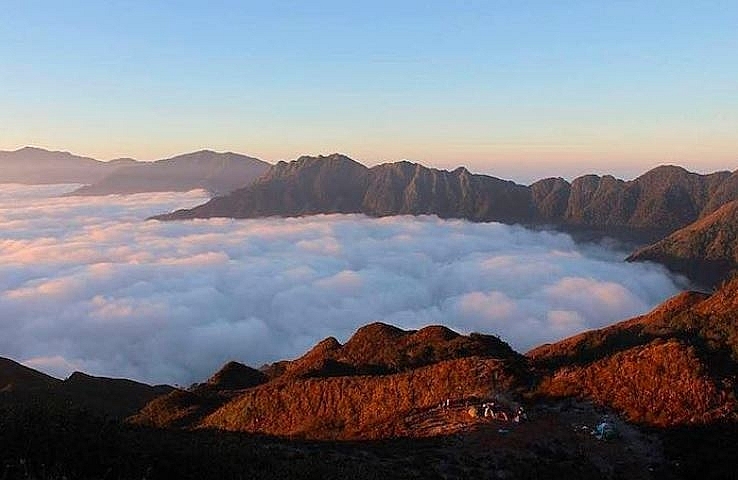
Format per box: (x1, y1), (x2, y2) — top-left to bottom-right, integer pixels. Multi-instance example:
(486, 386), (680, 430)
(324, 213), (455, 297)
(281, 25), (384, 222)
(0, 185), (684, 384)
(1, 1), (737, 182)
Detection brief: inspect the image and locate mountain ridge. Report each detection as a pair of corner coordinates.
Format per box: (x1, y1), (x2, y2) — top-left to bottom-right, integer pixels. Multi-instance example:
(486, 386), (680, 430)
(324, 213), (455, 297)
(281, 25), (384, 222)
(154, 153), (736, 233)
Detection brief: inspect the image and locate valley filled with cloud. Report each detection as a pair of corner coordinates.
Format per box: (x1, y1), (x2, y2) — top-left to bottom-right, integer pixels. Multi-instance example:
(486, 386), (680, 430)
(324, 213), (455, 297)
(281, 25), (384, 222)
(0, 185), (686, 385)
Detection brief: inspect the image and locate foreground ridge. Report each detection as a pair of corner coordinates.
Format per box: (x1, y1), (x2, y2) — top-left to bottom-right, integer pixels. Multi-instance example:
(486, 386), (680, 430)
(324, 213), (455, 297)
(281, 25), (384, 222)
(3, 281), (738, 477)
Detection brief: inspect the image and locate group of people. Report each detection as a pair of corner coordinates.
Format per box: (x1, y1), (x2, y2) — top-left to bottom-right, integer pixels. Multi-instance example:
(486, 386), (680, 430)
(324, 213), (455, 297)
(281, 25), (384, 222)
(441, 396), (529, 424)
(482, 400), (527, 423)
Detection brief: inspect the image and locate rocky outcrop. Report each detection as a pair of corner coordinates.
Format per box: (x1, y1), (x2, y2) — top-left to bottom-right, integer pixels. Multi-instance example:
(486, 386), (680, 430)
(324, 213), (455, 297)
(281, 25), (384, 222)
(266, 322), (520, 379)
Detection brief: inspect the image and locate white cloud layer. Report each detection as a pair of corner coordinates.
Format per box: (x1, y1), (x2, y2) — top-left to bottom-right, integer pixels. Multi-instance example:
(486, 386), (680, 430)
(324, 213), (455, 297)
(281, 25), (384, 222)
(0, 184), (685, 385)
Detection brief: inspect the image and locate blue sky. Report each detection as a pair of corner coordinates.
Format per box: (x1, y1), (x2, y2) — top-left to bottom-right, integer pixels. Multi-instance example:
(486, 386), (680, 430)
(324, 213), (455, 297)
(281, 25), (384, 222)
(1, 1), (737, 182)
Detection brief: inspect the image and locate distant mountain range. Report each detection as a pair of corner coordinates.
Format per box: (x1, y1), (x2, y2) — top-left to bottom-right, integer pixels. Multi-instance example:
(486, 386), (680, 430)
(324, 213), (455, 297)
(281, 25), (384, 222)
(0, 146), (133, 184)
(4, 147), (737, 285)
(4, 278), (738, 477)
(155, 153), (735, 230)
(0, 147), (270, 196)
(153, 153), (738, 286)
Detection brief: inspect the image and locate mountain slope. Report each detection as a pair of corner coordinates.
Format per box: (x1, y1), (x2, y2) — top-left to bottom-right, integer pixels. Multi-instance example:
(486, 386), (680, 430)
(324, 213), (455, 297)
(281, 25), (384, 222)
(5, 282), (738, 477)
(128, 361), (269, 428)
(160, 154), (369, 219)
(131, 324), (526, 439)
(70, 150), (269, 196)
(627, 200), (738, 287)
(529, 278), (738, 426)
(0, 358), (172, 419)
(58, 371), (173, 418)
(131, 278), (738, 440)
(702, 170), (738, 215)
(557, 166), (731, 232)
(198, 356), (520, 439)
(0, 357), (61, 392)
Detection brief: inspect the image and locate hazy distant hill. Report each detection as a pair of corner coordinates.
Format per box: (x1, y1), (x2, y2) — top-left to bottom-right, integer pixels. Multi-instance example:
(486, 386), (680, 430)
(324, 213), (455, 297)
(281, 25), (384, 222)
(0, 147), (270, 196)
(0, 146), (132, 184)
(628, 200), (738, 286)
(70, 150), (270, 196)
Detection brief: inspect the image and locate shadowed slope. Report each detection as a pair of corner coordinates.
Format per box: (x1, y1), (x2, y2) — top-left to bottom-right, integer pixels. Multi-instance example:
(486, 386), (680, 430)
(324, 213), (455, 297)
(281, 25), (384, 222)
(0, 358), (172, 419)
(0, 357), (60, 392)
(628, 200), (738, 287)
(129, 361), (268, 428)
(59, 372), (173, 418)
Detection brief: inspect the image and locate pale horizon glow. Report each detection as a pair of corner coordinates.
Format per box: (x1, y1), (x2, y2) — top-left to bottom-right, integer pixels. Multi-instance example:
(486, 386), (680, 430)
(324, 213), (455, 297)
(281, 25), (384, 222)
(1, 1), (737, 183)
(2, 143), (734, 185)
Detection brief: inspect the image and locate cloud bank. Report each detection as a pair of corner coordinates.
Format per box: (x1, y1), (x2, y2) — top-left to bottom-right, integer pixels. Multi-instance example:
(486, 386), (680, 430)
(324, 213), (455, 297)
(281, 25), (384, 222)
(0, 184), (685, 385)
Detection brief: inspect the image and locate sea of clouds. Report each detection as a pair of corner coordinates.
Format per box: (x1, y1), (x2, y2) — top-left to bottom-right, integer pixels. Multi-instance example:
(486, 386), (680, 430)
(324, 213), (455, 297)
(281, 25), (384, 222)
(0, 184), (686, 385)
